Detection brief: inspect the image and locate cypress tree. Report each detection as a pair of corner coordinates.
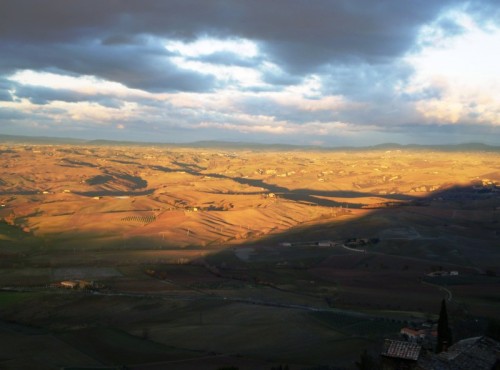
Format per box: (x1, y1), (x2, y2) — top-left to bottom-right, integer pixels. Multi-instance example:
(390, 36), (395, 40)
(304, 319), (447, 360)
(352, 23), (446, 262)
(436, 299), (452, 353)
(355, 349), (377, 369)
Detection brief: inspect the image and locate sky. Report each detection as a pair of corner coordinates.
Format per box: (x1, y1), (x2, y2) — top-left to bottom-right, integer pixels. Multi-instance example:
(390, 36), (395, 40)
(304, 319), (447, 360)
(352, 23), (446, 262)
(1, 0), (500, 146)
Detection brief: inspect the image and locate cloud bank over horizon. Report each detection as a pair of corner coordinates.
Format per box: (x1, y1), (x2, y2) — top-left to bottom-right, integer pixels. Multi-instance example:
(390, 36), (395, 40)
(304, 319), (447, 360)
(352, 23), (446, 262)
(1, 0), (499, 146)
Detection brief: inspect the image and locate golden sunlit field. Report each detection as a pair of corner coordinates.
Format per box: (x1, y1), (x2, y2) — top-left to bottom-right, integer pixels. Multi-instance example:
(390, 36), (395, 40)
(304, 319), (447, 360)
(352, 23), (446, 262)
(1, 142), (499, 369)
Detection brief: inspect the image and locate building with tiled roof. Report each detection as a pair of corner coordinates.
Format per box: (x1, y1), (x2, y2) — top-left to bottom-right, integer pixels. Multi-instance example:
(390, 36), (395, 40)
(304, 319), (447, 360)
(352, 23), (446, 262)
(417, 336), (500, 370)
(381, 336), (500, 370)
(400, 323), (438, 350)
(381, 339), (422, 369)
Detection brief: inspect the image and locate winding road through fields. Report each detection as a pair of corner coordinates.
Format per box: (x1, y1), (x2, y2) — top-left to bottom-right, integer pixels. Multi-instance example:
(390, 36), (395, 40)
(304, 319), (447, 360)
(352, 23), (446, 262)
(421, 280), (453, 302)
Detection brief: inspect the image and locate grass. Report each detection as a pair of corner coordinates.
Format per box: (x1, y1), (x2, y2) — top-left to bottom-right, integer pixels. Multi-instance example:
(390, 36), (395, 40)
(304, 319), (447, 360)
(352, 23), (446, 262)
(0, 291), (40, 307)
(310, 311), (403, 338)
(0, 221), (39, 252)
(0, 267), (53, 285)
(57, 327), (203, 365)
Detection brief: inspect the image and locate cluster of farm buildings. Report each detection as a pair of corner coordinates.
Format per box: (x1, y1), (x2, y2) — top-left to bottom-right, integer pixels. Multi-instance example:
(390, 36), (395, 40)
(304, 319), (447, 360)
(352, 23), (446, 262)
(56, 280), (99, 290)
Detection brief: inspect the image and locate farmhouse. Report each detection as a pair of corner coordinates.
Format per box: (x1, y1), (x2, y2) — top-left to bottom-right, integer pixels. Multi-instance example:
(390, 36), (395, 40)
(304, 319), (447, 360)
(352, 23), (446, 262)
(427, 270), (459, 277)
(401, 327), (426, 342)
(60, 280), (78, 289)
(317, 241), (332, 247)
(59, 280), (94, 290)
(400, 323), (437, 349)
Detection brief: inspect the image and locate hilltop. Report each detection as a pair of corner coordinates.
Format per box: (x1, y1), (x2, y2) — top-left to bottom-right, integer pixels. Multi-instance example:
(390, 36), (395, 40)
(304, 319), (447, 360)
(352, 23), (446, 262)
(1, 133), (499, 152)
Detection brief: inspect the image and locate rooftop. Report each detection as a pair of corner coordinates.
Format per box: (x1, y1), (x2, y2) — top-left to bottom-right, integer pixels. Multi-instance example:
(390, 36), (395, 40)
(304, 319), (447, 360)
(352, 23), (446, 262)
(418, 336), (500, 370)
(382, 339), (421, 361)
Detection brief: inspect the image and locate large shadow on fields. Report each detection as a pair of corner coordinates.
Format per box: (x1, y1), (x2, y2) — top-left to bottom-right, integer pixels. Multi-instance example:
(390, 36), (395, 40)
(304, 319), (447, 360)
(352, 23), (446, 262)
(1, 182), (499, 370)
(152, 162), (416, 209)
(193, 182), (500, 320)
(233, 182), (500, 257)
(210, 181), (500, 258)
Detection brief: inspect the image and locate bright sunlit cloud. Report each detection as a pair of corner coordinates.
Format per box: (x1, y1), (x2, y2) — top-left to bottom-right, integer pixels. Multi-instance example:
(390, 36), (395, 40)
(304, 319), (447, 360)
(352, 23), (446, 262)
(197, 119), (351, 136)
(165, 37), (259, 58)
(403, 10), (500, 125)
(165, 37), (268, 89)
(2, 98), (140, 124)
(170, 57), (265, 88)
(9, 70), (132, 94)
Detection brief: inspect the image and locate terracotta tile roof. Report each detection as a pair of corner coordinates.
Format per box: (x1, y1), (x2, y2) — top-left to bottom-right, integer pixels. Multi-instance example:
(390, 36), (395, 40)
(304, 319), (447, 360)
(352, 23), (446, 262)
(401, 327), (427, 337)
(417, 336), (500, 370)
(382, 339), (421, 361)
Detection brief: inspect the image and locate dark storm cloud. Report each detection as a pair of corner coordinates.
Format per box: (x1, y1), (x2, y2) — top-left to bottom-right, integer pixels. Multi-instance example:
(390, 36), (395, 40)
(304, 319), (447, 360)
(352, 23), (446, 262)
(12, 84), (125, 108)
(0, 38), (216, 93)
(0, 78), (14, 101)
(388, 122), (500, 141)
(0, 108), (26, 121)
(232, 96), (339, 125)
(0, 0), (464, 88)
(320, 62), (414, 101)
(1, 0), (499, 145)
(203, 0), (460, 73)
(12, 84), (86, 105)
(261, 69), (303, 87)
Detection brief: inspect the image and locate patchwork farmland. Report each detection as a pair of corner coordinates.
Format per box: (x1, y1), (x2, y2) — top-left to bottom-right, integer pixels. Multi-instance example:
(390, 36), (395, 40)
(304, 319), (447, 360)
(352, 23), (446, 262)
(0, 142), (499, 369)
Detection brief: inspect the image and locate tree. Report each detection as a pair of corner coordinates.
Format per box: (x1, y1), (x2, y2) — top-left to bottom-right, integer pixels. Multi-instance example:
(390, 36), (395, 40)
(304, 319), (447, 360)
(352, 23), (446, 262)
(355, 349), (378, 370)
(436, 299), (453, 353)
(487, 318), (500, 341)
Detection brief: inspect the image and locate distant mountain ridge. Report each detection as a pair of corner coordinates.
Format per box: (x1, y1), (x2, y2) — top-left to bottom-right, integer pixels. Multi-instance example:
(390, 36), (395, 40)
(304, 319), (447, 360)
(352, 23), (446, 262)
(0, 134), (499, 152)
(0, 134), (86, 145)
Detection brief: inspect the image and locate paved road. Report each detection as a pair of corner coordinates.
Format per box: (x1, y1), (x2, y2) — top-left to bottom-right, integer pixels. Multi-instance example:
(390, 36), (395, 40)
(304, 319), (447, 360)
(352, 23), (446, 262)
(421, 280), (453, 302)
(340, 244), (366, 253)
